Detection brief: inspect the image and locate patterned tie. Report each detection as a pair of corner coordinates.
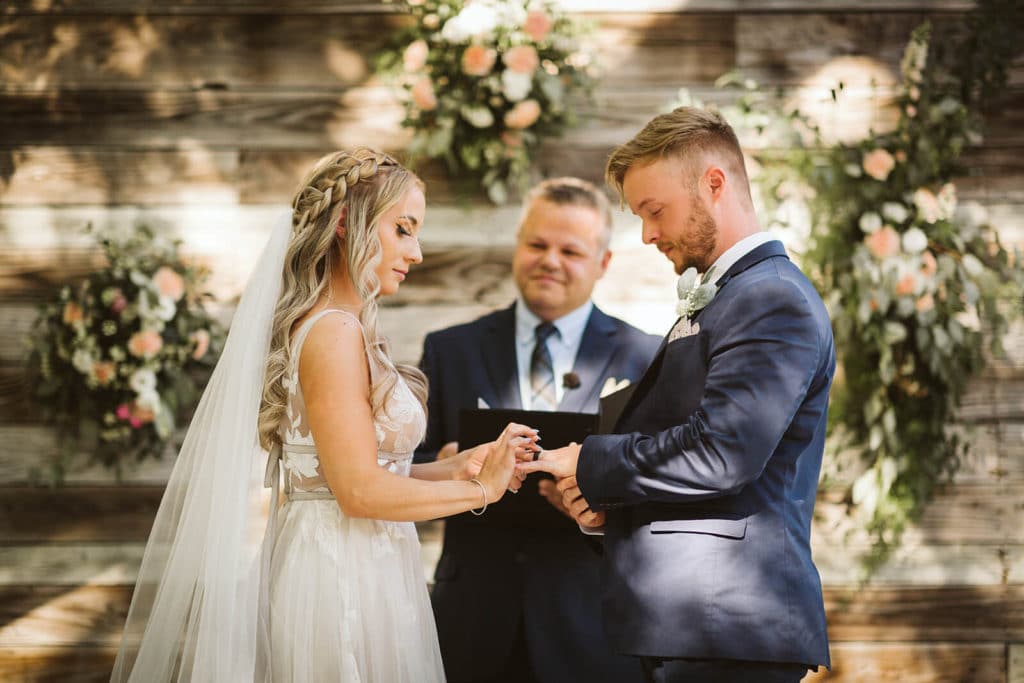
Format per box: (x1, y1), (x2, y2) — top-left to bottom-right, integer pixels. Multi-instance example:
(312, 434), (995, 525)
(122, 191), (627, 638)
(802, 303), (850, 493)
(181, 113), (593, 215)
(530, 322), (559, 411)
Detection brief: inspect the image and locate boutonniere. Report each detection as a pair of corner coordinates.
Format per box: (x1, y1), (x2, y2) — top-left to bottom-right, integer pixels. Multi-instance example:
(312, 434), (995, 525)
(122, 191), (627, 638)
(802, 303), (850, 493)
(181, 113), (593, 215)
(562, 372), (581, 389)
(669, 267), (718, 342)
(675, 266), (718, 320)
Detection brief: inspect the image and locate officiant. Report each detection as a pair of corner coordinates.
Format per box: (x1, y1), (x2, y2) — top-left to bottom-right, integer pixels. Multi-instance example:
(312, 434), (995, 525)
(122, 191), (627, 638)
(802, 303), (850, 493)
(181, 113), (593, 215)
(414, 177), (659, 683)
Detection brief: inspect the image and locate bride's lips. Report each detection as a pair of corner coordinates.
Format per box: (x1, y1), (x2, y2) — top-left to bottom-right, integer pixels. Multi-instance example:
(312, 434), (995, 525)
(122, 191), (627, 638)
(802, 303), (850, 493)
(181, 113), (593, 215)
(393, 269), (407, 281)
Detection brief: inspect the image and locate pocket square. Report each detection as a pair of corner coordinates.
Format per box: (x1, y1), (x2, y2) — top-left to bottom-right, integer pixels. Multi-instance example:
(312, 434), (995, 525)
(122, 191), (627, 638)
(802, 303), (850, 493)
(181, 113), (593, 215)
(668, 317), (700, 343)
(600, 377), (631, 398)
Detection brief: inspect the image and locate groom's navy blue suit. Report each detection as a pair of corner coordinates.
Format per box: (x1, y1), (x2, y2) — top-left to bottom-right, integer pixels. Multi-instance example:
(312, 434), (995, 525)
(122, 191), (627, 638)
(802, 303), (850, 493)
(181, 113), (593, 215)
(416, 302), (658, 683)
(577, 241), (834, 675)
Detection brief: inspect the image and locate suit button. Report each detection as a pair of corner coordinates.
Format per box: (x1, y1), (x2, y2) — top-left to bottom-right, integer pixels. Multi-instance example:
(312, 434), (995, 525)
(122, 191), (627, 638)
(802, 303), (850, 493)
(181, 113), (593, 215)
(514, 551), (527, 564)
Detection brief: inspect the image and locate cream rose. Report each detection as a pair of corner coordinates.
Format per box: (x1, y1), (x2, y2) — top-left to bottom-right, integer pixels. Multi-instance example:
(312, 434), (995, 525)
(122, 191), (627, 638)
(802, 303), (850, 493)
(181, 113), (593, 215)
(128, 330), (163, 359)
(403, 39), (429, 72)
(503, 45), (539, 74)
(410, 77), (438, 111)
(864, 225), (900, 260)
(462, 44), (497, 76)
(153, 266), (185, 302)
(503, 99), (541, 129)
(862, 148), (896, 181)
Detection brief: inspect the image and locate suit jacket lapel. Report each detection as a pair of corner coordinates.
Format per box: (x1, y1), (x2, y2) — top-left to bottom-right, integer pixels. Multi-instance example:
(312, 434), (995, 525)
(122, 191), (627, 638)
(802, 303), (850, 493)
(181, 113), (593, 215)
(615, 241), (788, 430)
(559, 307), (619, 413)
(482, 304), (522, 409)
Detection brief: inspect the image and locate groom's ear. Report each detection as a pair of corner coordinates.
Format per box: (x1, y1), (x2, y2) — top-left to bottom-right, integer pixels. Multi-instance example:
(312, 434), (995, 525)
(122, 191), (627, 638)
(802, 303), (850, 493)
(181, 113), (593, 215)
(705, 167), (726, 201)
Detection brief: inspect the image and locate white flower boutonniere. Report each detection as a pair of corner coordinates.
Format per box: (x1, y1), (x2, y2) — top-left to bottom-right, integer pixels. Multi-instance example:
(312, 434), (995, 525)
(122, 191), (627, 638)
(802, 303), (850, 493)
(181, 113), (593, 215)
(675, 267), (718, 319)
(669, 267), (718, 342)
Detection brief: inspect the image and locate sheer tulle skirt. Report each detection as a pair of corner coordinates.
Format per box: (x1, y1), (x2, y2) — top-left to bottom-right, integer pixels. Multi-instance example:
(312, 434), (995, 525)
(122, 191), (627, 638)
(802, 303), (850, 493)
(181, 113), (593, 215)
(268, 499), (445, 683)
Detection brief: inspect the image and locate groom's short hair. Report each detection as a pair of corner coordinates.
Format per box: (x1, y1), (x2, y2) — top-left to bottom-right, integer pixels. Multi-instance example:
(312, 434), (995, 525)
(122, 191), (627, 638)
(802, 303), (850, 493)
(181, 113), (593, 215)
(519, 177), (614, 251)
(605, 106), (752, 208)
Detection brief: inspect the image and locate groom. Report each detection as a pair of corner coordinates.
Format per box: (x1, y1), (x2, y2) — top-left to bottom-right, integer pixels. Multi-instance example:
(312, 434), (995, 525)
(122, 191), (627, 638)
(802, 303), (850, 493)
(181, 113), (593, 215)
(519, 107), (835, 682)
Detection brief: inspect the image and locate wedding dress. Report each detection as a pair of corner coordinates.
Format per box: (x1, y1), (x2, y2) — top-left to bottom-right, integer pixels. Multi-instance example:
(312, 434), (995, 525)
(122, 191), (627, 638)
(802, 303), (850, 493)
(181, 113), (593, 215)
(110, 213), (445, 682)
(267, 308), (445, 682)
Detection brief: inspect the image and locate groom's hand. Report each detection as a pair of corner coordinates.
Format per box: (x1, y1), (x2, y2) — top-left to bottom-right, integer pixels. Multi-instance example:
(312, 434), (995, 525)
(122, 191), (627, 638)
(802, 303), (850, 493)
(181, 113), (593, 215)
(557, 475), (605, 529)
(515, 442), (580, 480)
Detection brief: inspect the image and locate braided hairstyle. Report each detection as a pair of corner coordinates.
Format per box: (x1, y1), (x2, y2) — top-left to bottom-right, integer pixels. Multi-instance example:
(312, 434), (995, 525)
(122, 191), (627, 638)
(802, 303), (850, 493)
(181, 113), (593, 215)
(257, 147), (428, 451)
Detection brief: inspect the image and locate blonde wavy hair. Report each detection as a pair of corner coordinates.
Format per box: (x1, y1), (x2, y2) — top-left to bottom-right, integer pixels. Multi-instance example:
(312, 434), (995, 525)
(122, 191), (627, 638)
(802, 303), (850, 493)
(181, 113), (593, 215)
(257, 148), (428, 451)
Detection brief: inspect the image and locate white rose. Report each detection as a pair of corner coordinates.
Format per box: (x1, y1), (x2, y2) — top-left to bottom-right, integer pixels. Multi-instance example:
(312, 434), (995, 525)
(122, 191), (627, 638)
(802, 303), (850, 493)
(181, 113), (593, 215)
(72, 348), (95, 375)
(901, 227), (928, 253)
(858, 212), (882, 234)
(501, 70), (533, 102)
(130, 368), (158, 394)
(441, 3), (499, 42)
(136, 389), (161, 413)
(154, 295), (177, 322)
(460, 104), (495, 128)
(882, 202), (909, 224)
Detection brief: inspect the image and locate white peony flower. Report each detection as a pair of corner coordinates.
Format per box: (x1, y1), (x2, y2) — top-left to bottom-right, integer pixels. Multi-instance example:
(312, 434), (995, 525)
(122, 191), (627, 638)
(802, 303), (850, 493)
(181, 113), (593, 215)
(460, 104), (495, 128)
(72, 348), (95, 375)
(441, 3), (499, 42)
(901, 227), (928, 253)
(130, 368), (157, 395)
(882, 202), (910, 224)
(858, 212), (883, 234)
(501, 70), (533, 102)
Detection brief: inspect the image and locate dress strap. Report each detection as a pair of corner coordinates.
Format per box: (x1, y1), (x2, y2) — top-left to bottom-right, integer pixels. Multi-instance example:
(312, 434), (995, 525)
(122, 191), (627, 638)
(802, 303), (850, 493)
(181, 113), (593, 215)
(288, 308), (364, 369)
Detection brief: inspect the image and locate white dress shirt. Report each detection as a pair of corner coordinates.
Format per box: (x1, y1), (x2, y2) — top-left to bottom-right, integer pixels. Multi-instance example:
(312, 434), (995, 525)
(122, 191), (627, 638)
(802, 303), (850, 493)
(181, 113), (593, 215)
(706, 231), (776, 283)
(514, 298), (593, 410)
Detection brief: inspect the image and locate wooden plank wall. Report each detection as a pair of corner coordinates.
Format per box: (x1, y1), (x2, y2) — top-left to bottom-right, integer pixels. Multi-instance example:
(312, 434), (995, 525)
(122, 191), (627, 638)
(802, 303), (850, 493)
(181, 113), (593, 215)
(1, 1), (1022, 681)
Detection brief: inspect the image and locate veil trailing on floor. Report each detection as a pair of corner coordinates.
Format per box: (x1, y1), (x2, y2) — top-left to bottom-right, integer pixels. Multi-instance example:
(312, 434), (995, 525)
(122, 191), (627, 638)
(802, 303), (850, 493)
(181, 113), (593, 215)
(110, 209), (292, 682)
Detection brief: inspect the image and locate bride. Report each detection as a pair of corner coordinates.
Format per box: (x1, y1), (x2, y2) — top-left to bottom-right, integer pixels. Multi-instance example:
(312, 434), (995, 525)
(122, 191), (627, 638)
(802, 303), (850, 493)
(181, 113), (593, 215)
(110, 148), (538, 682)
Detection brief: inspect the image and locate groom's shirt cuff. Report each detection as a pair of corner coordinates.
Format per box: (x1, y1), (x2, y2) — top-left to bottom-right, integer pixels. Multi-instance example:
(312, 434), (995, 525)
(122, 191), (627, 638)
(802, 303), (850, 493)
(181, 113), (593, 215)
(579, 524), (605, 536)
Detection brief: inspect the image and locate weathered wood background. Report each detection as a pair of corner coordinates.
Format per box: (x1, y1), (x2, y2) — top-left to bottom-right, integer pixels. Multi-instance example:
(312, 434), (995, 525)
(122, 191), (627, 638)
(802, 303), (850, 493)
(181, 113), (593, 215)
(1, 1), (1022, 681)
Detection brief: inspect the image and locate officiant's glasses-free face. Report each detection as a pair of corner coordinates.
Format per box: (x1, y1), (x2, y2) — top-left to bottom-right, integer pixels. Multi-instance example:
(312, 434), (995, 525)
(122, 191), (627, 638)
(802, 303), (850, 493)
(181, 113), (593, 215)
(512, 198), (611, 322)
(374, 185), (425, 296)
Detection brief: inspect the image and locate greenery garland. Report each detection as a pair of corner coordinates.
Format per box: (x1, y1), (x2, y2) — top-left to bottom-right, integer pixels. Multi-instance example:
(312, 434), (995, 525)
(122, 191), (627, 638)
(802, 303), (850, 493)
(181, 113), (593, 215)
(716, 2), (1023, 571)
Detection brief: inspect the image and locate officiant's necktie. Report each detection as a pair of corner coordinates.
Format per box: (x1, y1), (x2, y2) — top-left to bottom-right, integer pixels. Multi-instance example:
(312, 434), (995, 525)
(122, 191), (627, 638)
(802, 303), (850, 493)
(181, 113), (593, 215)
(530, 322), (559, 411)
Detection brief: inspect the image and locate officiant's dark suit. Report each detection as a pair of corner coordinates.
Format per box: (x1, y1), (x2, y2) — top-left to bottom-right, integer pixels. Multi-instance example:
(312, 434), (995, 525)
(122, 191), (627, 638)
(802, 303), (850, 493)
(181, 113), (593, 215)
(414, 178), (658, 683)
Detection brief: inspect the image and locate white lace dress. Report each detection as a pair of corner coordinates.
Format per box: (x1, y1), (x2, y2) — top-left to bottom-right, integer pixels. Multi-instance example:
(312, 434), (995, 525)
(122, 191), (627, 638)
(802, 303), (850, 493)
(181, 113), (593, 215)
(267, 309), (445, 682)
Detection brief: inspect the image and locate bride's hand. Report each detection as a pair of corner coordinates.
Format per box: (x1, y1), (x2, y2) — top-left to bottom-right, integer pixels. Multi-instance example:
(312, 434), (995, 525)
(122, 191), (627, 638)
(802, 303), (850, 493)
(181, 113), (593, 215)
(474, 423), (538, 503)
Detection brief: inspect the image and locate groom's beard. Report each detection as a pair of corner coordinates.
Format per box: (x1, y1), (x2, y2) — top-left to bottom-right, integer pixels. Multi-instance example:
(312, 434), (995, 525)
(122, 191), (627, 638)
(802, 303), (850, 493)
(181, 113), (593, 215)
(665, 199), (718, 275)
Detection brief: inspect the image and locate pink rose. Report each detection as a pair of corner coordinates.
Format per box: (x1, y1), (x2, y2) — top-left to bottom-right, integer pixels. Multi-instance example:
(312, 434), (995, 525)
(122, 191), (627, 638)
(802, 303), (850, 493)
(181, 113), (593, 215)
(503, 45), (539, 74)
(862, 148), (896, 181)
(92, 361), (116, 386)
(410, 77), (437, 111)
(503, 99), (541, 129)
(116, 403), (132, 421)
(153, 266), (185, 302)
(190, 329), (211, 360)
(895, 272), (918, 297)
(62, 302), (84, 326)
(462, 44), (497, 76)
(916, 293), (935, 312)
(864, 225), (900, 259)
(920, 250), (938, 277)
(913, 188), (940, 224)
(403, 39), (429, 72)
(523, 10), (553, 42)
(128, 330), (163, 359)
(109, 288), (128, 314)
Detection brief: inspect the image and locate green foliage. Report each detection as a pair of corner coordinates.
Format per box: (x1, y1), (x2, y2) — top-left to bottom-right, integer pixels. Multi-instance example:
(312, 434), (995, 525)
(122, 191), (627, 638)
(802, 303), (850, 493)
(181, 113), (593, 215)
(696, 6), (1023, 572)
(24, 224), (225, 482)
(376, 0), (595, 203)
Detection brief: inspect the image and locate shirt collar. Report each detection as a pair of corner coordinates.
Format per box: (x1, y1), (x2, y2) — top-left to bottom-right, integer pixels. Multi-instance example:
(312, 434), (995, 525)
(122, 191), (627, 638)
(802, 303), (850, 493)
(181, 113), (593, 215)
(707, 231), (775, 283)
(515, 297), (594, 347)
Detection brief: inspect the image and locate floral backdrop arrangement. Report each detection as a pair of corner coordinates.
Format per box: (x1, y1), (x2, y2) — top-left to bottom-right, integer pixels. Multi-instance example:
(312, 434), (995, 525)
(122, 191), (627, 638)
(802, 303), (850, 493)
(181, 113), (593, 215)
(378, 0), (595, 203)
(718, 1), (1023, 570)
(25, 225), (223, 481)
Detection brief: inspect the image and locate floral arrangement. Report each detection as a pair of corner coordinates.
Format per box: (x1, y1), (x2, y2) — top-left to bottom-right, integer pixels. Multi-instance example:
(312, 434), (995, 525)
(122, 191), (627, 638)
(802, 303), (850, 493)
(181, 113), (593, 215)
(378, 0), (595, 203)
(25, 224), (223, 480)
(718, 12), (1023, 569)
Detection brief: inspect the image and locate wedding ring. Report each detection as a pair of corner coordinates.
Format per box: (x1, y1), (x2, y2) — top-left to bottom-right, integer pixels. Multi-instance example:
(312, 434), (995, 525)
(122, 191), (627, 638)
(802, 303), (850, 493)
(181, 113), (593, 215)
(533, 449), (541, 462)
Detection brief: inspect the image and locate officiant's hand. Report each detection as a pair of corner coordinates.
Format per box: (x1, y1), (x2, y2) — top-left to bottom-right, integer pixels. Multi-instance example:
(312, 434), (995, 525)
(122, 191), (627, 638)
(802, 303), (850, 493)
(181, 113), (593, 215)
(515, 442), (580, 481)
